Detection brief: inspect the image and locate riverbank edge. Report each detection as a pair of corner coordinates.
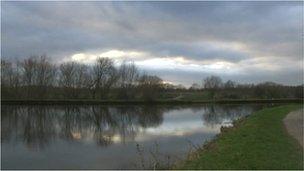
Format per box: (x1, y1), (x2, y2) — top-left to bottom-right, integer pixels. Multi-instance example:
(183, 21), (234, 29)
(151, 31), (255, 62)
(174, 104), (303, 169)
(1, 98), (303, 105)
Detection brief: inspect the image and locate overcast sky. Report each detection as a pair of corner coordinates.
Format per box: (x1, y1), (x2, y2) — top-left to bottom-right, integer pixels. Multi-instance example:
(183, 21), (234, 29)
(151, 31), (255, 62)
(2, 1), (303, 86)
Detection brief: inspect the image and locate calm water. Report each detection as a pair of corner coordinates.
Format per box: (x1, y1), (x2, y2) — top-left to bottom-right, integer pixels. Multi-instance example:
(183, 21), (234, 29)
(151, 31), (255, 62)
(1, 104), (272, 169)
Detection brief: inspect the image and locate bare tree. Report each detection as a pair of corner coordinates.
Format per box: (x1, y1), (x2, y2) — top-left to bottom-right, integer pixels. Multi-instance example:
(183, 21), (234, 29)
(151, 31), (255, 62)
(33, 56), (57, 99)
(75, 63), (92, 98)
(189, 83), (201, 90)
(11, 62), (22, 89)
(91, 57), (117, 99)
(75, 63), (91, 89)
(117, 61), (139, 99)
(21, 57), (37, 86)
(203, 75), (223, 99)
(203, 75), (222, 89)
(224, 80), (236, 89)
(1, 59), (22, 98)
(138, 74), (163, 100)
(20, 57), (38, 98)
(1, 60), (13, 87)
(59, 62), (77, 98)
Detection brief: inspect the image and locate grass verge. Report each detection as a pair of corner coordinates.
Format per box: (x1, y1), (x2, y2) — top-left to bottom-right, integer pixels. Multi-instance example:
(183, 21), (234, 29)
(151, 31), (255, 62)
(176, 104), (303, 170)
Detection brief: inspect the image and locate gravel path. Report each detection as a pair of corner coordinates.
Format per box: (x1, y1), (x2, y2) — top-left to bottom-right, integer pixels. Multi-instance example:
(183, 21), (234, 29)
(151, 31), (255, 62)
(283, 108), (303, 148)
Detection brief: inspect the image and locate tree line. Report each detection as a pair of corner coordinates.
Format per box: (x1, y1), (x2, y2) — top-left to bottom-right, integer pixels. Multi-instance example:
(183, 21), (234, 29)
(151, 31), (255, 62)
(189, 75), (303, 99)
(1, 56), (303, 100)
(1, 56), (163, 100)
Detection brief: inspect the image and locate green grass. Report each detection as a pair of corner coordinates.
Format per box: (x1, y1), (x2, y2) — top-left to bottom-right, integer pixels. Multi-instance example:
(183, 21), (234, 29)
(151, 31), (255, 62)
(177, 105), (303, 170)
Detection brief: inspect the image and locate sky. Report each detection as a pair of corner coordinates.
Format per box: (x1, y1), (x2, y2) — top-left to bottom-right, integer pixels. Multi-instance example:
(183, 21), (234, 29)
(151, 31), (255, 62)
(1, 1), (303, 86)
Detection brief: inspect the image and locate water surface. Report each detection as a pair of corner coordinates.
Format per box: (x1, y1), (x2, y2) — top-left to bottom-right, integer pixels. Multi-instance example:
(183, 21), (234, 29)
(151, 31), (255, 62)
(1, 104), (271, 169)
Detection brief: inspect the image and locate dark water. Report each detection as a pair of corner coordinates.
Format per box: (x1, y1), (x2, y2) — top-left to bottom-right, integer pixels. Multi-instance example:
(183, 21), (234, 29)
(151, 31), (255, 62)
(1, 104), (272, 169)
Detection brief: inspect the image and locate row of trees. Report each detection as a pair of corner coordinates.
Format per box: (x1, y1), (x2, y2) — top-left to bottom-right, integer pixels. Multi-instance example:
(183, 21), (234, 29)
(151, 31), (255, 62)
(189, 75), (303, 99)
(1, 56), (163, 100)
(1, 56), (303, 100)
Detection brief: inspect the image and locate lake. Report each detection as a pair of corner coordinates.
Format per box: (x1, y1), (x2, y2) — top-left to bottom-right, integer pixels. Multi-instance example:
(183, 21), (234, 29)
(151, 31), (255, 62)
(1, 104), (273, 169)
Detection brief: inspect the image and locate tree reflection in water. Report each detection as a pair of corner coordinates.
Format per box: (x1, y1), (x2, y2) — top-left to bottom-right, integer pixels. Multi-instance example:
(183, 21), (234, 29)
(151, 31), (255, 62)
(202, 104), (269, 127)
(1, 105), (165, 150)
(1, 104), (268, 151)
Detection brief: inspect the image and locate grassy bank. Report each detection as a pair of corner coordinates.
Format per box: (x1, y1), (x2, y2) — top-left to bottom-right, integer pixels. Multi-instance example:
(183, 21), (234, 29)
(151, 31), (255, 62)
(176, 105), (303, 170)
(1, 98), (303, 105)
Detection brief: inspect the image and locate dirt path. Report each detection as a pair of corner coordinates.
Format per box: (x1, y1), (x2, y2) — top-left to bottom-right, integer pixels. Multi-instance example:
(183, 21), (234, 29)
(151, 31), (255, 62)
(283, 108), (303, 148)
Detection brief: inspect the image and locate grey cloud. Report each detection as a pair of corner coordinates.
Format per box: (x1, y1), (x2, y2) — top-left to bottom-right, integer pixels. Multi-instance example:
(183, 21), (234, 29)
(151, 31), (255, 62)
(3, 1), (301, 59)
(146, 66), (302, 87)
(146, 1), (302, 59)
(1, 1), (302, 84)
(135, 42), (249, 62)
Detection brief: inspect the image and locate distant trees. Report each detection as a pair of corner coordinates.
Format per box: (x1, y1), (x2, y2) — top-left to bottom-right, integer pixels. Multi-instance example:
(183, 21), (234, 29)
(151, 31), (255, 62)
(1, 56), (303, 101)
(1, 56), (168, 100)
(202, 76), (236, 90)
(1, 60), (22, 98)
(203, 75), (222, 98)
(195, 75), (303, 100)
(254, 82), (285, 99)
(224, 80), (236, 89)
(59, 62), (79, 98)
(138, 75), (163, 100)
(33, 56), (57, 99)
(91, 58), (117, 99)
(21, 56), (56, 98)
(203, 75), (222, 90)
(20, 57), (36, 98)
(74, 63), (91, 89)
(295, 85), (304, 99)
(117, 61), (139, 99)
(1, 60), (18, 88)
(57, 61), (91, 98)
(21, 57), (36, 89)
(189, 83), (201, 90)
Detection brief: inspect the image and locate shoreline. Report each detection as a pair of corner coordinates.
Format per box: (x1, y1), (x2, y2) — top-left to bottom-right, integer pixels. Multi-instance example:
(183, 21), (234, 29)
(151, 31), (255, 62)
(1, 98), (303, 105)
(174, 105), (303, 169)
